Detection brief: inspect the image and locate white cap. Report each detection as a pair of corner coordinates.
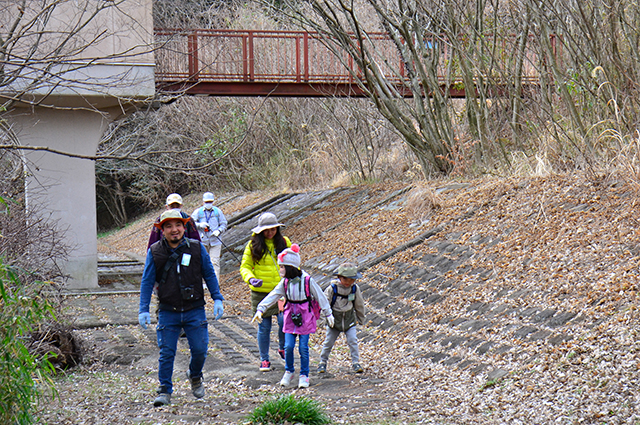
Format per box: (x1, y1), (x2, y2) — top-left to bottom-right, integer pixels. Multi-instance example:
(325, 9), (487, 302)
(203, 192), (215, 202)
(166, 193), (183, 205)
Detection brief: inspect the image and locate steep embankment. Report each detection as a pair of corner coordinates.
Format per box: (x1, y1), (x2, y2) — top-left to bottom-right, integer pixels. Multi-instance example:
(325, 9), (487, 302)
(90, 173), (640, 424)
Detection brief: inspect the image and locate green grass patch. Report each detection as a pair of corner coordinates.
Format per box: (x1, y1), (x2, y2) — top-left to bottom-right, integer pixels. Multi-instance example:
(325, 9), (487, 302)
(245, 393), (330, 425)
(479, 377), (500, 391)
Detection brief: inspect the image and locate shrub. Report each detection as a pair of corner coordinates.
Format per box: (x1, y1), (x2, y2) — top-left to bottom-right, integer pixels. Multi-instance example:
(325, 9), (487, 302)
(246, 393), (331, 425)
(0, 258), (57, 425)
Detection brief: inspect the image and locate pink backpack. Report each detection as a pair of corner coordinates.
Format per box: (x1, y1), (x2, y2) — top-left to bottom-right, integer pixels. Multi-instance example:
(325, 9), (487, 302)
(283, 275), (321, 320)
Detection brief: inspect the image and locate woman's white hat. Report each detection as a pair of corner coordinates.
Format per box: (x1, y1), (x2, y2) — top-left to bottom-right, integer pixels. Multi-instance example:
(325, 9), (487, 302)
(251, 212), (285, 234)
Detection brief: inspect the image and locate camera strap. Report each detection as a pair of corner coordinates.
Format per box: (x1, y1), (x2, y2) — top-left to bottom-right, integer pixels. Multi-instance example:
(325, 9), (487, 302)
(159, 251), (181, 286)
(157, 238), (191, 286)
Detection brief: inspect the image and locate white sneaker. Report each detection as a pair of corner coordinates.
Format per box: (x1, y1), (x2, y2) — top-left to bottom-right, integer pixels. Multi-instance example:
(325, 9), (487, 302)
(298, 374), (309, 388)
(280, 371), (293, 386)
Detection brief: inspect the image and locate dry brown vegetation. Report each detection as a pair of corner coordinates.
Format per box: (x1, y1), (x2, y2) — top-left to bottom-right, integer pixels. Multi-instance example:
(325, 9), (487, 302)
(96, 96), (412, 230)
(48, 169), (640, 424)
(5, 0), (640, 423)
(97, 0), (640, 231)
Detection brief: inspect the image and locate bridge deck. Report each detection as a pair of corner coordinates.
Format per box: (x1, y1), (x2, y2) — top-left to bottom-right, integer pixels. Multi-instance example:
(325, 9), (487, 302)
(154, 29), (549, 97)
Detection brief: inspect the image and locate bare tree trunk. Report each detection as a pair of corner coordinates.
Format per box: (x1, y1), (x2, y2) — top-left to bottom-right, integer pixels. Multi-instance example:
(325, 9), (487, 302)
(286, 0), (455, 175)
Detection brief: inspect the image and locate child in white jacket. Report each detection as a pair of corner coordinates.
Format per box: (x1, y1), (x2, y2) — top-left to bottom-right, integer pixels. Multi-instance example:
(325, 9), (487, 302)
(252, 244), (334, 388)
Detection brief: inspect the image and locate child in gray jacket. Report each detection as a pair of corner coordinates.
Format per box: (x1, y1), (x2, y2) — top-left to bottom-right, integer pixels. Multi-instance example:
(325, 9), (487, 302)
(317, 262), (366, 374)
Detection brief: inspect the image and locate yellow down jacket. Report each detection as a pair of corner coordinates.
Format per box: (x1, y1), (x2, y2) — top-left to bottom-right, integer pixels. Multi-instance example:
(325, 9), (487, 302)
(240, 235), (291, 293)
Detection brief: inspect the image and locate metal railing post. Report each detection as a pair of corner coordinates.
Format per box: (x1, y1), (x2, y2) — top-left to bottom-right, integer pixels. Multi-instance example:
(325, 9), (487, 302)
(296, 35), (301, 83)
(242, 33), (248, 82)
(187, 32), (199, 82)
(248, 31), (255, 82)
(303, 33), (309, 83)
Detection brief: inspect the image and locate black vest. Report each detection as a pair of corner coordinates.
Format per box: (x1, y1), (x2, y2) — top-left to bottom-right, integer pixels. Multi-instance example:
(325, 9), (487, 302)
(150, 238), (205, 312)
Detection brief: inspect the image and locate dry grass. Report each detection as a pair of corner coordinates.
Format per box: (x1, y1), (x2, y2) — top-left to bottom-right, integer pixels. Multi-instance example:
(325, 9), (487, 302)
(404, 184), (445, 221)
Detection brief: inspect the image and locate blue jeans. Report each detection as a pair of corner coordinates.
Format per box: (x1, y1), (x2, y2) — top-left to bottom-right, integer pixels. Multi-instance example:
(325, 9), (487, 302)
(156, 308), (209, 394)
(257, 313), (284, 362)
(284, 333), (310, 376)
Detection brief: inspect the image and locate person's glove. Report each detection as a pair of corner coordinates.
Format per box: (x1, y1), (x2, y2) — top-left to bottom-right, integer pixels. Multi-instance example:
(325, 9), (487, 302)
(138, 312), (151, 329)
(326, 314), (335, 328)
(249, 278), (263, 288)
(212, 230), (221, 237)
(251, 310), (263, 323)
(213, 299), (223, 320)
(196, 222), (207, 230)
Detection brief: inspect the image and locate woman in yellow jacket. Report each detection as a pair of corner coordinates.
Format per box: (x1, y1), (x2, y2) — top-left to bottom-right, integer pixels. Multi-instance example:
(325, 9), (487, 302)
(240, 212), (291, 371)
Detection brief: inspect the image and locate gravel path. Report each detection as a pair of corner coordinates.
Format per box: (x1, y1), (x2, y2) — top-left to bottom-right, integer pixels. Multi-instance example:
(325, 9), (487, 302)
(46, 174), (640, 424)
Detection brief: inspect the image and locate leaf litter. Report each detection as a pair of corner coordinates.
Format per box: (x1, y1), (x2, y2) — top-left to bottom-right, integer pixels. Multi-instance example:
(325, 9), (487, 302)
(43, 173), (640, 424)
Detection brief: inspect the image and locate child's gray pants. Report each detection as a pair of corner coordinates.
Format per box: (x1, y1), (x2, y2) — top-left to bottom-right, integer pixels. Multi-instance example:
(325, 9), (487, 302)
(319, 325), (359, 365)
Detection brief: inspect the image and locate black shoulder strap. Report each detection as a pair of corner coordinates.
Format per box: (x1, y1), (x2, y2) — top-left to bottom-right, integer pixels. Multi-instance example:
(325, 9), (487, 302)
(330, 283), (356, 307)
(159, 250), (181, 285)
(304, 275), (312, 312)
(157, 239), (190, 285)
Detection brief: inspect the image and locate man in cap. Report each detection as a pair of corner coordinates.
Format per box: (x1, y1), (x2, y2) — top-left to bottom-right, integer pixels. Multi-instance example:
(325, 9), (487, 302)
(148, 193), (200, 249)
(191, 192), (228, 279)
(138, 209), (224, 407)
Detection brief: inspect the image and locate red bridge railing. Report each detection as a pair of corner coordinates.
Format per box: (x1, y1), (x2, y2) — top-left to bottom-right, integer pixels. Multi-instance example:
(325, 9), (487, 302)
(154, 28), (552, 97)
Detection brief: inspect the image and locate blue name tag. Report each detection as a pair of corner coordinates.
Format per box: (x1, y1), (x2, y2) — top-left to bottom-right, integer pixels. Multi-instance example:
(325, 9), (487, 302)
(181, 254), (191, 266)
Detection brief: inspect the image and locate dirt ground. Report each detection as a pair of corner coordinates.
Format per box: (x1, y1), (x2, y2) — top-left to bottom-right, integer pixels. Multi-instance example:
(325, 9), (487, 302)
(42, 173), (640, 424)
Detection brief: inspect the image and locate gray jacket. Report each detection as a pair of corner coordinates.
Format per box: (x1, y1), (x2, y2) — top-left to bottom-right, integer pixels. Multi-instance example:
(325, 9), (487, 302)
(191, 206), (227, 246)
(324, 279), (365, 328)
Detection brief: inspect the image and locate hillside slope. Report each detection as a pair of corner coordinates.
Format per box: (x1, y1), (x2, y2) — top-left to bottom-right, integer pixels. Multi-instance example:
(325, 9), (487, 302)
(92, 173), (640, 424)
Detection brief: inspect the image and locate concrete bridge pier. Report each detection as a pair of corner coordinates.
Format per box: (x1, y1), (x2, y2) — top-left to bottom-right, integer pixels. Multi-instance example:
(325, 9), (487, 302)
(1, 0), (155, 289)
(12, 108), (111, 289)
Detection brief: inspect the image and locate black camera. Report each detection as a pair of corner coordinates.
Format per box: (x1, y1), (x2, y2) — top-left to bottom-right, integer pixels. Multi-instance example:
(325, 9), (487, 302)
(291, 313), (303, 327)
(181, 286), (195, 300)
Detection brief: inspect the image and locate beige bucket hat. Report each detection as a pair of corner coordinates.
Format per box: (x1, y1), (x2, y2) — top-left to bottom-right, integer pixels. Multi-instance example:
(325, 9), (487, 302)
(154, 209), (190, 229)
(251, 212), (285, 234)
(334, 262), (362, 279)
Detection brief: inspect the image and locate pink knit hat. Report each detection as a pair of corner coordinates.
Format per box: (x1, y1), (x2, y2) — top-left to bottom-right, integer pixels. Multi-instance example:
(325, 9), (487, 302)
(278, 244), (301, 269)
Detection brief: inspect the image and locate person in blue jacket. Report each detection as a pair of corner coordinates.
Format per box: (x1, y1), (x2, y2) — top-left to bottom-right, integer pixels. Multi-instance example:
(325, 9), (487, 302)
(191, 191), (228, 280)
(138, 209), (224, 407)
